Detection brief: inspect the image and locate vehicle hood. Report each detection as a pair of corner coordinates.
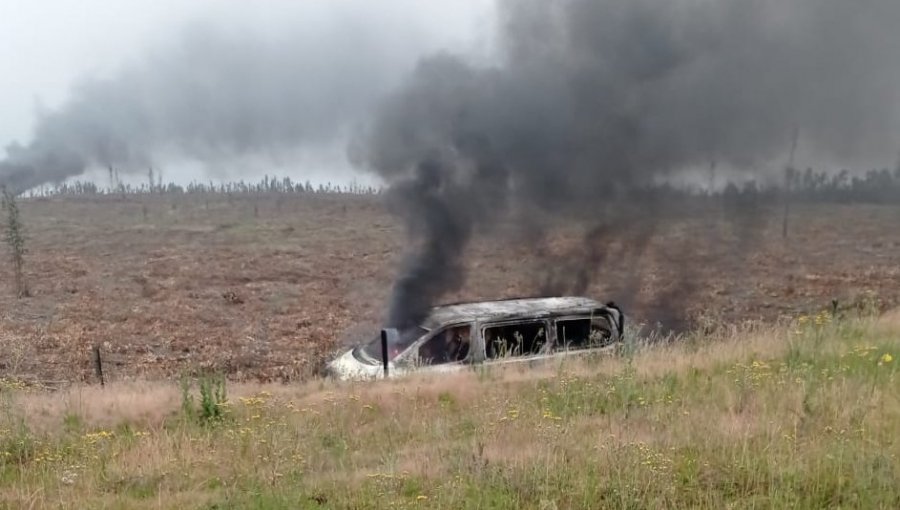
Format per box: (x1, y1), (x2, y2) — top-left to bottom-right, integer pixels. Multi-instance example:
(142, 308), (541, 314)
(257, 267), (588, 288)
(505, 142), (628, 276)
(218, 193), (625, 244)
(326, 348), (398, 381)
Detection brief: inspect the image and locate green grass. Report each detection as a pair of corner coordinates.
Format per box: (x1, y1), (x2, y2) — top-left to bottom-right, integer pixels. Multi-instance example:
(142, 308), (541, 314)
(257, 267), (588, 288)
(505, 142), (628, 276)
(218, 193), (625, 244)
(1, 311), (898, 509)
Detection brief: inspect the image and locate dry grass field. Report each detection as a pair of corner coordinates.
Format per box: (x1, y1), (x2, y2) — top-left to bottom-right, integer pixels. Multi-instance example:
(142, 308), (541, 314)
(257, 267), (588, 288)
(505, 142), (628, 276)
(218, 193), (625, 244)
(0, 194), (899, 385)
(0, 307), (897, 508)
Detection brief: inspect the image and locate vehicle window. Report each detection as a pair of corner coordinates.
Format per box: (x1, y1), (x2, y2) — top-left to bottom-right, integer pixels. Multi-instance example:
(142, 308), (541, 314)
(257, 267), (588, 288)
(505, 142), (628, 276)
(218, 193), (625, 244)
(484, 321), (547, 359)
(416, 324), (472, 366)
(360, 327), (428, 362)
(555, 316), (614, 351)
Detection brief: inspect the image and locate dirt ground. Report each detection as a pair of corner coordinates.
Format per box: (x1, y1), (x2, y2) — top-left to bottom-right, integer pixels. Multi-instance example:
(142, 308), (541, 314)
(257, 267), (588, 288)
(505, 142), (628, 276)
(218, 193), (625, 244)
(1, 193), (898, 384)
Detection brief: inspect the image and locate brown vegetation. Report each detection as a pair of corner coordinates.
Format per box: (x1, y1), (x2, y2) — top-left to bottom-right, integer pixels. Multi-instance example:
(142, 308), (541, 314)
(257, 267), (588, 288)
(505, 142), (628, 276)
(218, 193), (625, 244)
(0, 194), (898, 384)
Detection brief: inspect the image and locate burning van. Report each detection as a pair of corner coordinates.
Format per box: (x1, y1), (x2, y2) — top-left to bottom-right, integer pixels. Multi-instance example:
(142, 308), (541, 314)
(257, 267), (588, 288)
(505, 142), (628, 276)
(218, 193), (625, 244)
(326, 297), (624, 381)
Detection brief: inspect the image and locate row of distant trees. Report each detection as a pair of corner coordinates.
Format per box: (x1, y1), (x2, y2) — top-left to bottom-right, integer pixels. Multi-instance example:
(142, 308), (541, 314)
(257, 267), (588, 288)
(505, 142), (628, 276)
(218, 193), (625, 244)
(630, 166), (900, 205)
(705, 167), (900, 204)
(20, 166), (900, 203)
(24, 174), (382, 198)
(781, 167), (900, 203)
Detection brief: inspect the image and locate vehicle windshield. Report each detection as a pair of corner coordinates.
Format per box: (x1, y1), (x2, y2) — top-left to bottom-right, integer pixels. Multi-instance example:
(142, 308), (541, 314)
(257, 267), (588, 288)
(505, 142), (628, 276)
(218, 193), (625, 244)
(356, 327), (428, 363)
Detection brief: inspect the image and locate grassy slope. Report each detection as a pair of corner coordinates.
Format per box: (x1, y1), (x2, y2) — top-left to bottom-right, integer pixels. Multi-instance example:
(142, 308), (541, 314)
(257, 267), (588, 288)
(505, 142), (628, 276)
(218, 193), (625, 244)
(1, 310), (899, 509)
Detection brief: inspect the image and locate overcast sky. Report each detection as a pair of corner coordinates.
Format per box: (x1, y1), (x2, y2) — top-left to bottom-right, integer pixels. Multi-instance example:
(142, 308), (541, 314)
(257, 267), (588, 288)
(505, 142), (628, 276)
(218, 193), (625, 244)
(0, 0), (495, 186)
(4, 0), (898, 193)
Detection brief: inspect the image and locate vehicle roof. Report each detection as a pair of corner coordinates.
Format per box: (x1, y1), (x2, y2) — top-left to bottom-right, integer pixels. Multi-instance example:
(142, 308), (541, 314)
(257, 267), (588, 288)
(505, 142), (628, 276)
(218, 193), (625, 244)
(423, 296), (608, 329)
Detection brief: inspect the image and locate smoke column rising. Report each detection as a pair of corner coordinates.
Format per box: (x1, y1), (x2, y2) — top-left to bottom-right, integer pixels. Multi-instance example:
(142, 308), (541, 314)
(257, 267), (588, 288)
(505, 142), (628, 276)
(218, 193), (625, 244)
(358, 0), (900, 329)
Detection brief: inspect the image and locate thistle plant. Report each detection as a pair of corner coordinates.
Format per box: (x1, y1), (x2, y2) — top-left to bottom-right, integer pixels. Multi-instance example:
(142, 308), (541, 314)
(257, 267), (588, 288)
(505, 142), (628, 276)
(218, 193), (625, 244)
(180, 373), (229, 425)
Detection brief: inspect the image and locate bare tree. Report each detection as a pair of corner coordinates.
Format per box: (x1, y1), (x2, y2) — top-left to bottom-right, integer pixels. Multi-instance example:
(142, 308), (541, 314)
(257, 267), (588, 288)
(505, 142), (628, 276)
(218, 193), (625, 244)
(782, 128), (800, 239)
(1, 187), (29, 298)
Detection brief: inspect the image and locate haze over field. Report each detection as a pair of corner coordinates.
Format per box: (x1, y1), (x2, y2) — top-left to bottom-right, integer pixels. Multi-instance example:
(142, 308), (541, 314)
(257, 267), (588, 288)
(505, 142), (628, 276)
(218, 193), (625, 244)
(2, 0), (900, 329)
(0, 0), (495, 189)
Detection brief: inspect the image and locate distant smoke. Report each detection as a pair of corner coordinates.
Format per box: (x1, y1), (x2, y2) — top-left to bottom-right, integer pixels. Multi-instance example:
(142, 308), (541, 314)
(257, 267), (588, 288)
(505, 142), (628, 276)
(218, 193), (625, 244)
(0, 14), (430, 193)
(359, 0), (900, 329)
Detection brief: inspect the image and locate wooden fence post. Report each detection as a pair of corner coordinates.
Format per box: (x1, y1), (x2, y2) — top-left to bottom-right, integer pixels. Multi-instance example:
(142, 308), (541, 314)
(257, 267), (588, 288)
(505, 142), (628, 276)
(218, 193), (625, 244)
(92, 345), (105, 386)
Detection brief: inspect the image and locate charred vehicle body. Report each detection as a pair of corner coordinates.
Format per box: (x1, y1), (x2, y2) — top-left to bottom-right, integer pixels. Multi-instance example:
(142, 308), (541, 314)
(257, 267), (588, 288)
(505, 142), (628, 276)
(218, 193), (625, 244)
(326, 297), (624, 381)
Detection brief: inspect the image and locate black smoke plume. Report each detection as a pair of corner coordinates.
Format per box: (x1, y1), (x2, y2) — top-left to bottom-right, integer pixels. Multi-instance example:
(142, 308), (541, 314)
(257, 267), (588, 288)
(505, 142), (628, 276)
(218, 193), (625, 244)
(359, 0), (900, 329)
